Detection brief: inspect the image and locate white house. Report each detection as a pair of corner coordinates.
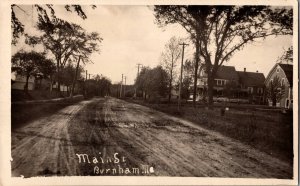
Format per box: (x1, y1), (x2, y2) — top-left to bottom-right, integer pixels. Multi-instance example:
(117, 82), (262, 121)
(265, 63), (293, 109)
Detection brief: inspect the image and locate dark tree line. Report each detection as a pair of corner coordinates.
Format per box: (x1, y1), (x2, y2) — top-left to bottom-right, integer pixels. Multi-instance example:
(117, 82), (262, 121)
(85, 75), (112, 97)
(135, 66), (169, 100)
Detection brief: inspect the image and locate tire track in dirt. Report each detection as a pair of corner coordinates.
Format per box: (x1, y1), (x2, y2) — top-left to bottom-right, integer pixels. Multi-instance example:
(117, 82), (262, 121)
(102, 99), (231, 176)
(11, 100), (93, 177)
(11, 97), (293, 178)
(101, 97), (292, 178)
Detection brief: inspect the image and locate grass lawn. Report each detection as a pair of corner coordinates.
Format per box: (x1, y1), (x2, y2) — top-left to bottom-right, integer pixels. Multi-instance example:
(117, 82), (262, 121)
(129, 99), (293, 164)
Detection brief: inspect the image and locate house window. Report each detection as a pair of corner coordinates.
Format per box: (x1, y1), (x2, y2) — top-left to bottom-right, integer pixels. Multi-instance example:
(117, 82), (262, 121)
(215, 79), (226, 86)
(257, 88), (263, 94)
(281, 78), (285, 86)
(276, 68), (280, 73)
(248, 87), (253, 94)
(277, 87), (282, 94)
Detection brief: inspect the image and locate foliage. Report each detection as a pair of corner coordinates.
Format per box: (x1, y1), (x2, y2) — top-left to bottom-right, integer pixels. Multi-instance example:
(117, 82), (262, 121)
(60, 62), (84, 87)
(28, 17), (102, 64)
(135, 67), (150, 94)
(86, 75), (112, 97)
(178, 76), (192, 100)
(12, 50), (55, 92)
(183, 59), (195, 77)
(135, 66), (169, 99)
(278, 46), (293, 64)
(160, 36), (182, 102)
(266, 76), (285, 106)
(25, 16), (102, 92)
(36, 58), (56, 79)
(11, 4), (96, 45)
(154, 5), (293, 105)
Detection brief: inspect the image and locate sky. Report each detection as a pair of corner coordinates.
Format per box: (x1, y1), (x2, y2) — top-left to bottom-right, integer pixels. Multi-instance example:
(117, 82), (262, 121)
(12, 5), (293, 84)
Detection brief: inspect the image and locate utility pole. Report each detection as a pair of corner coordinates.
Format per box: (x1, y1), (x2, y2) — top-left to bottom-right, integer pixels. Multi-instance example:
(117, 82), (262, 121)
(120, 74), (123, 98)
(137, 63), (142, 75)
(124, 76), (126, 98)
(134, 63), (143, 98)
(85, 70), (88, 97)
(178, 42), (188, 110)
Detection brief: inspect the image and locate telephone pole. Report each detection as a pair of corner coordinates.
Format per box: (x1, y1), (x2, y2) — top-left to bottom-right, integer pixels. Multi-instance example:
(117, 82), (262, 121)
(134, 63), (143, 98)
(137, 63), (142, 75)
(124, 76), (126, 98)
(178, 42), (188, 110)
(120, 74), (123, 98)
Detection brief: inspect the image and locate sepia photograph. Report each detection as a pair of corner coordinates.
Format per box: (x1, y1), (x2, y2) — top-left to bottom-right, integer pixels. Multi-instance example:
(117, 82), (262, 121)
(0, 0), (298, 185)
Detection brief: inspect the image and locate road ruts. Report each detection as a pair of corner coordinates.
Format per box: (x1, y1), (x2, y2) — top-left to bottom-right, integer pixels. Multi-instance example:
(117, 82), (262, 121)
(11, 97), (293, 178)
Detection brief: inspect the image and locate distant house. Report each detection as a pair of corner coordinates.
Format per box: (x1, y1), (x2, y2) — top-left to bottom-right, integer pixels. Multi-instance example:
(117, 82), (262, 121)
(11, 72), (68, 93)
(212, 66), (240, 97)
(197, 66), (240, 98)
(193, 65), (266, 104)
(265, 63), (293, 108)
(237, 68), (265, 104)
(11, 72), (35, 90)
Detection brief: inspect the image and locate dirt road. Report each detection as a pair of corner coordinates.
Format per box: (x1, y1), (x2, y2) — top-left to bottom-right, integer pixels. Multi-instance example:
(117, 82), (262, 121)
(11, 97), (292, 178)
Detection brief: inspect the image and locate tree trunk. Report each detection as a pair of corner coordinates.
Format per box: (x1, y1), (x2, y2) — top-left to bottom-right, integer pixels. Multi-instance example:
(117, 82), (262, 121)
(168, 55), (174, 104)
(144, 91), (147, 100)
(70, 56), (81, 98)
(272, 96), (276, 107)
(24, 75), (30, 94)
(192, 38), (200, 107)
(168, 72), (172, 103)
(49, 75), (53, 93)
(56, 60), (61, 95)
(207, 74), (214, 106)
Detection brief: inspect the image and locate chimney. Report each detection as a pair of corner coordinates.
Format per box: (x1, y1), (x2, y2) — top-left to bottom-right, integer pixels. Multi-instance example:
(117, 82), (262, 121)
(244, 68), (246, 72)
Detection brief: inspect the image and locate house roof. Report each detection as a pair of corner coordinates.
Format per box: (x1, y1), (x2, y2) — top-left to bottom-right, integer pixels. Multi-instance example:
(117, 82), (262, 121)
(237, 71), (265, 87)
(215, 66), (239, 80)
(278, 63), (293, 86)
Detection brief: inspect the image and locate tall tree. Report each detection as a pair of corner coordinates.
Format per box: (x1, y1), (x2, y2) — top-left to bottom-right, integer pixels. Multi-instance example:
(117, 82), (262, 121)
(160, 36), (182, 103)
(36, 57), (56, 92)
(12, 50), (54, 93)
(154, 6), (292, 106)
(60, 62), (84, 95)
(26, 17), (102, 96)
(135, 66), (168, 100)
(135, 67), (150, 99)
